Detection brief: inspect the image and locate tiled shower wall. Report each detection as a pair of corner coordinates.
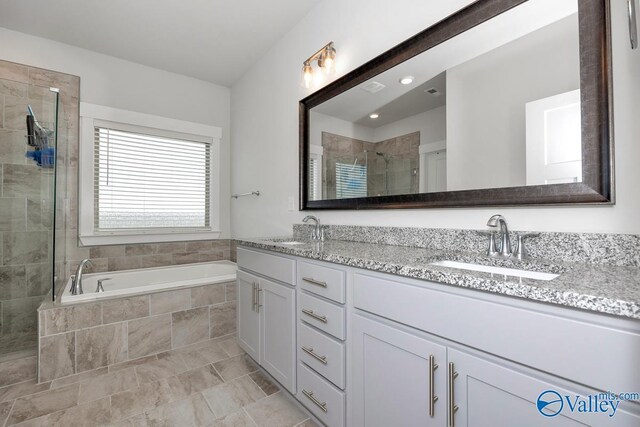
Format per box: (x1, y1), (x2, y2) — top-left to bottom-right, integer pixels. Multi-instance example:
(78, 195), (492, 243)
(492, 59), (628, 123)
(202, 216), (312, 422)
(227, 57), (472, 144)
(0, 60), (68, 355)
(321, 131), (420, 198)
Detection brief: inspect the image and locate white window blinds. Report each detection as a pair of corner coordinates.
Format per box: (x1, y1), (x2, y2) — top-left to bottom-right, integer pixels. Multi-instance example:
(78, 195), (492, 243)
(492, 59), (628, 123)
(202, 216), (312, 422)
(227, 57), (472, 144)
(335, 162), (367, 199)
(309, 155), (320, 200)
(94, 125), (212, 231)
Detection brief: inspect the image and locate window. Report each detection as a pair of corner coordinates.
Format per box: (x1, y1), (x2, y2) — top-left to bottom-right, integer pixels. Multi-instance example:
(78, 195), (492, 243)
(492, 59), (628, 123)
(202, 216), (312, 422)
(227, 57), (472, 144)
(308, 154), (320, 200)
(80, 103), (221, 245)
(335, 162), (367, 199)
(95, 126), (211, 230)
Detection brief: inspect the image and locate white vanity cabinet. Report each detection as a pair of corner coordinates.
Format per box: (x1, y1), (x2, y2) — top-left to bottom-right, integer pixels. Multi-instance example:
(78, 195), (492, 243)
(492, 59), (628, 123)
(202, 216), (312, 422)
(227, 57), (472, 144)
(352, 313), (638, 427)
(237, 269), (260, 361)
(237, 245), (640, 426)
(296, 260), (348, 427)
(352, 271), (640, 427)
(237, 248), (297, 393)
(351, 314), (447, 426)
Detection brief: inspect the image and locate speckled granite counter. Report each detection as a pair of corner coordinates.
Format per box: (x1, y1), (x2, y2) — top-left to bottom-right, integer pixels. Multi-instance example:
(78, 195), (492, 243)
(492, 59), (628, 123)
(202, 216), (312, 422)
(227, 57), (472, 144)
(237, 237), (640, 320)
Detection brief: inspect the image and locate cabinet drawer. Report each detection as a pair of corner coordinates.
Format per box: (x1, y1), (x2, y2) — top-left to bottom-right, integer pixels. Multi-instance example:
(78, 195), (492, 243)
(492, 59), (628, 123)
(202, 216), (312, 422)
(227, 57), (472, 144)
(353, 272), (640, 394)
(237, 247), (295, 285)
(299, 323), (345, 389)
(298, 362), (345, 427)
(298, 261), (346, 304)
(299, 292), (346, 340)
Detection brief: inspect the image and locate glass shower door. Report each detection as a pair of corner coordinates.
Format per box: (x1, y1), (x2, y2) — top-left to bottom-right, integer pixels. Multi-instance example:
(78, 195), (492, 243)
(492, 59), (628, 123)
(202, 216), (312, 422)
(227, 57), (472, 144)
(0, 81), (59, 360)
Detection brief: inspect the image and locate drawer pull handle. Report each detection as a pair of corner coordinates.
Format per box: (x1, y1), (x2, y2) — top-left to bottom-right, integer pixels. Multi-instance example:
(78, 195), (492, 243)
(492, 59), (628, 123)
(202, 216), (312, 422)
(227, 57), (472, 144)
(302, 309), (328, 323)
(256, 287), (262, 313)
(302, 277), (328, 288)
(429, 354), (439, 417)
(302, 346), (328, 365)
(302, 389), (328, 413)
(252, 283), (257, 312)
(448, 362), (459, 427)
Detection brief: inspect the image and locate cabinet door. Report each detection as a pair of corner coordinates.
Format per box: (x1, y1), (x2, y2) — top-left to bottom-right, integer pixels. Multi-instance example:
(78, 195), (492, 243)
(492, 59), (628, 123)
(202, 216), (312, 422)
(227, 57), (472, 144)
(260, 277), (296, 393)
(448, 348), (640, 427)
(352, 314), (447, 427)
(236, 270), (260, 361)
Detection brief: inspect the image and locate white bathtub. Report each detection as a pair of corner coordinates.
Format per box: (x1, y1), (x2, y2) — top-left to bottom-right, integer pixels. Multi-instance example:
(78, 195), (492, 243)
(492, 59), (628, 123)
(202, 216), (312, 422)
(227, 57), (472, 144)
(60, 261), (237, 304)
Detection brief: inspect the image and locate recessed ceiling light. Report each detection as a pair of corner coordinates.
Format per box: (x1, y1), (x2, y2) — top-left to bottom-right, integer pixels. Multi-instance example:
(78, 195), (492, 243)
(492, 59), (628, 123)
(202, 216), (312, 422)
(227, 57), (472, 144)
(399, 76), (414, 85)
(369, 113), (379, 119)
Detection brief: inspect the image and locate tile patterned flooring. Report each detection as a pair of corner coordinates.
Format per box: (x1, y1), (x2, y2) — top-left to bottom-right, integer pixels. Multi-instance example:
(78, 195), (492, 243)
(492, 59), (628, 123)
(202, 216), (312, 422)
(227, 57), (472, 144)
(0, 335), (319, 426)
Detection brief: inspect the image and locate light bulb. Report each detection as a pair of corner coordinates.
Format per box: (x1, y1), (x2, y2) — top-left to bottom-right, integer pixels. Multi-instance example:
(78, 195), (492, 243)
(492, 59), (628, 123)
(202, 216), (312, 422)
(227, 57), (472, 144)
(399, 76), (414, 85)
(303, 62), (313, 89)
(369, 113), (379, 119)
(322, 45), (336, 75)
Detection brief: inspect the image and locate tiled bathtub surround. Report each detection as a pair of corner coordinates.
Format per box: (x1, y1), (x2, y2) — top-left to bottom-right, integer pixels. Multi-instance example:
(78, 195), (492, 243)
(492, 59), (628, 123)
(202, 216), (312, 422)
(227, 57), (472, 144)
(69, 239), (235, 276)
(38, 281), (237, 383)
(294, 224), (640, 267)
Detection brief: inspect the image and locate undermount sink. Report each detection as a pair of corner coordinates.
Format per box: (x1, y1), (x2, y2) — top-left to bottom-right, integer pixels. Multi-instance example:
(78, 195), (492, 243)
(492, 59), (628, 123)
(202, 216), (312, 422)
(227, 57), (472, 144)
(264, 238), (308, 245)
(429, 260), (559, 281)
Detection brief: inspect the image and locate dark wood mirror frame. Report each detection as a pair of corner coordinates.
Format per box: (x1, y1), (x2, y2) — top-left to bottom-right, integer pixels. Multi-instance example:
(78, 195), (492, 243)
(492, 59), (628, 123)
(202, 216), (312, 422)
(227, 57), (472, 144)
(299, 0), (613, 210)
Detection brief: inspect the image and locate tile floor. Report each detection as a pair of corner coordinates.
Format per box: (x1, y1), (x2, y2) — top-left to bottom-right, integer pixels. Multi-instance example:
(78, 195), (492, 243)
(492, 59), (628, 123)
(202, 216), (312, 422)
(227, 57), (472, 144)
(0, 335), (319, 427)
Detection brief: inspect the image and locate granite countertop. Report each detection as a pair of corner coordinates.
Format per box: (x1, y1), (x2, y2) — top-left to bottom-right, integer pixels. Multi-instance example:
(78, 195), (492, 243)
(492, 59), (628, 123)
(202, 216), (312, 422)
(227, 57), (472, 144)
(236, 237), (640, 320)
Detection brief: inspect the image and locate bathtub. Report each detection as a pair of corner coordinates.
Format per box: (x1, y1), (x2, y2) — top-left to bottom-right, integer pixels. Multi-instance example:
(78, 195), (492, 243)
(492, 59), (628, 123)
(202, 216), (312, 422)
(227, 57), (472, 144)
(60, 261), (237, 304)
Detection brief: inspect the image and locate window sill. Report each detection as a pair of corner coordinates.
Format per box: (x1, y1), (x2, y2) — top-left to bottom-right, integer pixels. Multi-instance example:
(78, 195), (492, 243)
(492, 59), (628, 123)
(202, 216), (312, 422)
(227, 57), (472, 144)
(79, 231), (222, 247)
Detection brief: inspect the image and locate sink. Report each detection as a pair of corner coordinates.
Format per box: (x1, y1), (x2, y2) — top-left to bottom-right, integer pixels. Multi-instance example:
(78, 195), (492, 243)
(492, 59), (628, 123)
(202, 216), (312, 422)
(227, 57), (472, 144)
(264, 238), (308, 245)
(429, 260), (559, 281)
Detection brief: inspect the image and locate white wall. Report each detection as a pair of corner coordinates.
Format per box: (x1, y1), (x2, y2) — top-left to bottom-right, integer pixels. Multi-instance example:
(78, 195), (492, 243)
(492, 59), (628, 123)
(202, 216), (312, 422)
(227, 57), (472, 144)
(372, 106), (446, 145)
(446, 15), (579, 191)
(309, 111), (374, 148)
(310, 107), (445, 147)
(0, 27), (232, 237)
(231, 0), (640, 236)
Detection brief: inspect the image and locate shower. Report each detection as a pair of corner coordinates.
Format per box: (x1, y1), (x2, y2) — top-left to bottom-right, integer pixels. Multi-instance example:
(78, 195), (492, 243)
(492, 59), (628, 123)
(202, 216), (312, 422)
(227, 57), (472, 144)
(376, 151), (391, 195)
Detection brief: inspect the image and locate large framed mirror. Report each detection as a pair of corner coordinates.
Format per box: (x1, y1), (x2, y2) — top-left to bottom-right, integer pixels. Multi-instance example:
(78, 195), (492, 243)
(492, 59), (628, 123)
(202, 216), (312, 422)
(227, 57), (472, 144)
(300, 0), (613, 210)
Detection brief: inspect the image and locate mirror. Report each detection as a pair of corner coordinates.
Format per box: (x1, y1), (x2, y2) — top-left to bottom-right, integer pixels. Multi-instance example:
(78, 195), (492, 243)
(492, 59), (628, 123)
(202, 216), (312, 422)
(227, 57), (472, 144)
(300, 0), (613, 209)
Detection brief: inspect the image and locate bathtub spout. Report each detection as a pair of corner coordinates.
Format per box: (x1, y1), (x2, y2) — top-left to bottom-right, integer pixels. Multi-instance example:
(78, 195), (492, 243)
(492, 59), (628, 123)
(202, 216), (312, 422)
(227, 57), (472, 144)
(71, 259), (93, 295)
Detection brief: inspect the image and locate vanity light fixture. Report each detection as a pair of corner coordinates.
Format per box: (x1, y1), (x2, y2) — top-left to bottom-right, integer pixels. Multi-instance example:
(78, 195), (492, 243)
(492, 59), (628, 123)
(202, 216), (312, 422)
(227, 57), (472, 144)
(399, 76), (414, 85)
(369, 113), (379, 119)
(302, 42), (337, 88)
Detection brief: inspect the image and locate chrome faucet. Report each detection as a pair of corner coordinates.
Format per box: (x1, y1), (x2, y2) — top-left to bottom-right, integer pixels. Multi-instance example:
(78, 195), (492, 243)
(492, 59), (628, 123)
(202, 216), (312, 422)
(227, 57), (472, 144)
(71, 259), (93, 295)
(486, 214), (512, 257)
(302, 215), (324, 241)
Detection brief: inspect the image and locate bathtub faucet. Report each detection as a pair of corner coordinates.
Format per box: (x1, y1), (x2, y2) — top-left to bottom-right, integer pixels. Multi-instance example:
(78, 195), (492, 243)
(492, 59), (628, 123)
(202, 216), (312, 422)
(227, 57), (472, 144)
(71, 259), (93, 295)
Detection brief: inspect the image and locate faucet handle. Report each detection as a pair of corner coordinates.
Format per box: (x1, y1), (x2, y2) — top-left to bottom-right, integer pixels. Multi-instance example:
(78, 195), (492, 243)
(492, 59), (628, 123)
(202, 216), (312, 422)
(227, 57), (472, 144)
(96, 278), (112, 293)
(477, 231), (499, 256)
(512, 233), (540, 260)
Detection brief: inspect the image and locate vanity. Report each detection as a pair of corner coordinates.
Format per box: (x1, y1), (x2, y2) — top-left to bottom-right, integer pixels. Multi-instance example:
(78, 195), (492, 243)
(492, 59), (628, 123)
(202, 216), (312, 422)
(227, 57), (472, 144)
(235, 230), (640, 427)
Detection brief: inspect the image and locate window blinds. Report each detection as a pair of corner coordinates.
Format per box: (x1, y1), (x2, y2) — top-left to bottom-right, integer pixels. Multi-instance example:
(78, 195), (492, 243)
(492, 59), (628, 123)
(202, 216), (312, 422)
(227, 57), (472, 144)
(335, 162), (367, 199)
(309, 156), (320, 200)
(94, 126), (211, 230)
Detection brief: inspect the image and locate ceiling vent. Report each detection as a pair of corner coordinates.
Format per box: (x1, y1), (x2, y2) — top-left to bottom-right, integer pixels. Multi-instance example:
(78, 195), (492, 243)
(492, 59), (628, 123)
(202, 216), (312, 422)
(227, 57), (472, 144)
(360, 81), (386, 93)
(425, 87), (441, 96)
